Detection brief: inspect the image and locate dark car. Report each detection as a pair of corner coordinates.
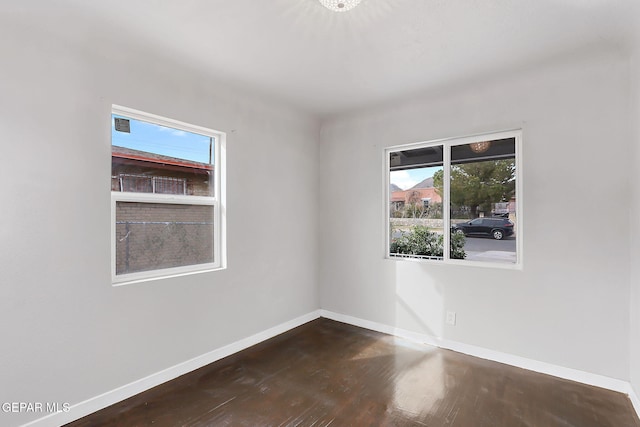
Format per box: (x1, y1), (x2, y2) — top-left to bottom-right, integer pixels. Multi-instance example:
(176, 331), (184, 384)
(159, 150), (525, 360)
(451, 217), (514, 240)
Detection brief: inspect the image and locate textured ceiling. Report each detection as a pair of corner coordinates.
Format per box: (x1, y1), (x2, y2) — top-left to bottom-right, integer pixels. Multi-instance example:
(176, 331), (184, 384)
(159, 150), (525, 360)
(16, 0), (640, 116)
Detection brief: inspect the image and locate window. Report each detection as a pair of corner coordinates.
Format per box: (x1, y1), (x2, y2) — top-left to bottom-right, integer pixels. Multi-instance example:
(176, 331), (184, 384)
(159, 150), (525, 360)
(386, 130), (521, 267)
(111, 105), (226, 284)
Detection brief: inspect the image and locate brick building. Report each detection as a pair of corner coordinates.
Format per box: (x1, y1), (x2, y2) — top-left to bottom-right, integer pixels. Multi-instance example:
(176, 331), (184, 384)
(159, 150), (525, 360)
(112, 146), (214, 275)
(111, 145), (213, 196)
(390, 176), (442, 213)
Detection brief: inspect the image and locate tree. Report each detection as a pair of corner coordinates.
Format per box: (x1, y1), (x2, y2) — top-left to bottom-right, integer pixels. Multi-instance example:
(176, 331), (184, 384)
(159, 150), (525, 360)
(405, 190), (425, 218)
(433, 159), (515, 218)
(406, 190), (422, 206)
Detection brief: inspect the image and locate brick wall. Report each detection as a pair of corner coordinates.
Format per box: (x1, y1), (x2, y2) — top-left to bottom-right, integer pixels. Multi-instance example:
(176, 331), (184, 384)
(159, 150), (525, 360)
(115, 202), (214, 275)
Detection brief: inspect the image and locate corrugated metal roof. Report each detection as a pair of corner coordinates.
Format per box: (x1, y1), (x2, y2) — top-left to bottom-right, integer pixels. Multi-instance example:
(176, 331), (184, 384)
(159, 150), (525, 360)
(112, 145), (213, 170)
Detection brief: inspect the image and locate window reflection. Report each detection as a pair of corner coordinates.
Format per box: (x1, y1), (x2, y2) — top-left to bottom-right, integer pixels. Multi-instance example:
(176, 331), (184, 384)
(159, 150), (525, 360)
(389, 146), (445, 260)
(449, 139), (517, 264)
(388, 134), (519, 265)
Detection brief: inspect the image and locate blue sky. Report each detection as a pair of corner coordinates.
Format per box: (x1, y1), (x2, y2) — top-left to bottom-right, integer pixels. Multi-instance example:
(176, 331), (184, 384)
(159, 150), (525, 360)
(112, 115), (213, 164)
(390, 166), (441, 190)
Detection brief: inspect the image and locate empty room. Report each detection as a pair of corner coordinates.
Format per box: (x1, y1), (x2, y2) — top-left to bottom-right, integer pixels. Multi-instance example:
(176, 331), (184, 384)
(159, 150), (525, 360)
(2, 0), (640, 426)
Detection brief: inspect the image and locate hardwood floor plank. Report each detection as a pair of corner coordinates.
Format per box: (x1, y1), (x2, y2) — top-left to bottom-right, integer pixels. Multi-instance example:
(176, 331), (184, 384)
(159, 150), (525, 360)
(65, 319), (640, 427)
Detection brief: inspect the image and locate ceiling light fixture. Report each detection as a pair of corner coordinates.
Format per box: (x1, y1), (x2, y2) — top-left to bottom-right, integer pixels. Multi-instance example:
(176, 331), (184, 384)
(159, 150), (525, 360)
(469, 141), (491, 154)
(318, 0), (363, 12)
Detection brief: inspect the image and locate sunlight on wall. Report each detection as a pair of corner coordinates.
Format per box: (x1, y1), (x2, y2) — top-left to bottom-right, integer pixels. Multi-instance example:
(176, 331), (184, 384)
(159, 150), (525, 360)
(395, 262), (445, 338)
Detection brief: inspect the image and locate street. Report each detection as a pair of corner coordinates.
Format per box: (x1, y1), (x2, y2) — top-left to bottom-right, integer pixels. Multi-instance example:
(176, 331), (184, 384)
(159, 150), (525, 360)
(463, 235), (516, 263)
(463, 235), (516, 252)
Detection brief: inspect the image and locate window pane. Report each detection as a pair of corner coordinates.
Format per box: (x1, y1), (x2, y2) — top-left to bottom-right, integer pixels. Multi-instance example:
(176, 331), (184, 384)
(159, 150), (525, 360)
(449, 138), (517, 264)
(389, 146), (445, 260)
(115, 202), (214, 275)
(111, 115), (214, 196)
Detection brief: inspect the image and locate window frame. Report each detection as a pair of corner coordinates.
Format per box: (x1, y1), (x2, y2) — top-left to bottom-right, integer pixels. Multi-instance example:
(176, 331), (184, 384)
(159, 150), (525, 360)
(110, 105), (226, 285)
(384, 129), (523, 269)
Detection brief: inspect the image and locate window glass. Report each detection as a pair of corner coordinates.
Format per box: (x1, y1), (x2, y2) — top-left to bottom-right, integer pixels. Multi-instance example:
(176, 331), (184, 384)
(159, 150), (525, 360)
(111, 107), (224, 284)
(389, 146), (445, 260)
(111, 114), (214, 197)
(448, 138), (516, 264)
(115, 202), (214, 275)
(387, 132), (520, 267)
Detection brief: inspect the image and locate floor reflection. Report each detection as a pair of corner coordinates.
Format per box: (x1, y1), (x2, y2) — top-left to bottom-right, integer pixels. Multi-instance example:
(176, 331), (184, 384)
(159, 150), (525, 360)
(66, 319), (640, 427)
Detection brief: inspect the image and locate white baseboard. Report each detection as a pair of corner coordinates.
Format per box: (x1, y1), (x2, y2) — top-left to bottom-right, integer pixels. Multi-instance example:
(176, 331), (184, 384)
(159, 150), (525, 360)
(22, 310), (322, 427)
(21, 309), (640, 426)
(630, 386), (640, 421)
(320, 310), (638, 406)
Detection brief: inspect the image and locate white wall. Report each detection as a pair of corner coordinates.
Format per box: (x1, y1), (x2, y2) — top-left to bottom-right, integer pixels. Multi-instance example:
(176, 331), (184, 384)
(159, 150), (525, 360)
(319, 48), (632, 380)
(630, 46), (640, 399)
(2, 4), (638, 426)
(0, 9), (319, 427)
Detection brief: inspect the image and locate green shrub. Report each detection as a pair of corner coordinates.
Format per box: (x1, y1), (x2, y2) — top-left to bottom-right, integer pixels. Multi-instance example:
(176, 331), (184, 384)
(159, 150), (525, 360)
(390, 225), (466, 259)
(450, 231), (466, 259)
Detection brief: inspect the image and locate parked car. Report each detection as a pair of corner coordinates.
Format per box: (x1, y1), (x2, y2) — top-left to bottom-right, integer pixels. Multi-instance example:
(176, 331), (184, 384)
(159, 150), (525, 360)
(451, 217), (514, 240)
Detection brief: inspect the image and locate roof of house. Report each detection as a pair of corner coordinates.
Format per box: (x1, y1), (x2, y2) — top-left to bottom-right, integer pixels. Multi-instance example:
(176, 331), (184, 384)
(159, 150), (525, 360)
(112, 145), (213, 171)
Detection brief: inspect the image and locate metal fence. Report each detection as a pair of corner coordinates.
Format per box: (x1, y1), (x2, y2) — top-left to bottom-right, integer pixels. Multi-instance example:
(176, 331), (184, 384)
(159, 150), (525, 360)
(112, 174), (187, 195)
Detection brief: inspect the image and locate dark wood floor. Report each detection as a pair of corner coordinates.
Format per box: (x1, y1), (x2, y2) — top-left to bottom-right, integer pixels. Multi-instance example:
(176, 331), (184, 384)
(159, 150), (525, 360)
(66, 318), (640, 427)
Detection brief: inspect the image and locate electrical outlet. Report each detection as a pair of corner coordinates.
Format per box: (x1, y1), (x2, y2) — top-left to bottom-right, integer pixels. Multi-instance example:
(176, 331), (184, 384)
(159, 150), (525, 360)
(446, 311), (456, 326)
